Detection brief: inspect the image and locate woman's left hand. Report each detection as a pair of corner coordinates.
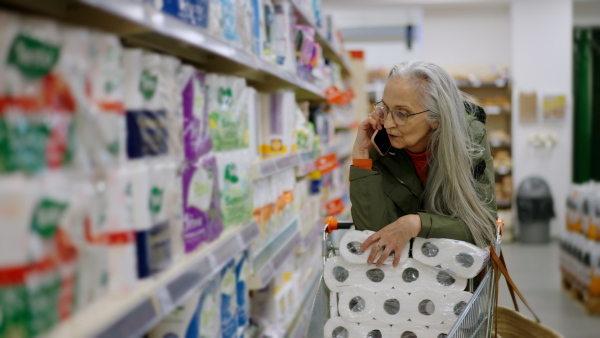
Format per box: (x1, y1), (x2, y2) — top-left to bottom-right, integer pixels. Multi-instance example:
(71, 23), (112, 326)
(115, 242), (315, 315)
(360, 214), (423, 267)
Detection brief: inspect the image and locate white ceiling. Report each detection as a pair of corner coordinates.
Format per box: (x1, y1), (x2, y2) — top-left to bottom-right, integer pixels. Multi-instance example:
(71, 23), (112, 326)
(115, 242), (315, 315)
(322, 0), (598, 10)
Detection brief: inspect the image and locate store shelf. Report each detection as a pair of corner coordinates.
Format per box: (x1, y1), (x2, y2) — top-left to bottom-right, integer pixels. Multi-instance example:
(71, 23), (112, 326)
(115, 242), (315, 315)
(301, 219), (324, 252)
(3, 0), (327, 101)
(248, 217), (302, 289)
(296, 149), (318, 177)
(287, 272), (322, 338)
(455, 80), (510, 89)
(483, 106), (511, 115)
(490, 140), (511, 148)
(496, 167), (512, 175)
(290, 1), (351, 76)
(252, 153), (302, 180)
(497, 199), (512, 209)
(47, 221), (259, 338)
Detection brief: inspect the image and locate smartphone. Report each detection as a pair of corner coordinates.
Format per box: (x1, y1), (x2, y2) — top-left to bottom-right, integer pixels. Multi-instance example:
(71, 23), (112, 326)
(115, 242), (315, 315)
(371, 128), (392, 156)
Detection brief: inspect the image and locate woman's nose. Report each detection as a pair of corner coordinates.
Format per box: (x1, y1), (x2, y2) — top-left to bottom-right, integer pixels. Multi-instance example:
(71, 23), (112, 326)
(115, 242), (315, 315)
(383, 112), (396, 129)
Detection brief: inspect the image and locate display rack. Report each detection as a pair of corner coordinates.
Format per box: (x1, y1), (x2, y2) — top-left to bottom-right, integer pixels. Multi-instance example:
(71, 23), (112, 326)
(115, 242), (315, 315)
(287, 272), (322, 338)
(0, 0), (357, 336)
(289, 0), (351, 75)
(0, 0), (352, 101)
(248, 217), (302, 289)
(47, 221), (259, 338)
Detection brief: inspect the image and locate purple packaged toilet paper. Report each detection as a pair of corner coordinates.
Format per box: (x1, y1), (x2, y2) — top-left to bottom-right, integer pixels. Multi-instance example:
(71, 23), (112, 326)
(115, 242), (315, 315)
(182, 155), (223, 252)
(182, 70), (212, 162)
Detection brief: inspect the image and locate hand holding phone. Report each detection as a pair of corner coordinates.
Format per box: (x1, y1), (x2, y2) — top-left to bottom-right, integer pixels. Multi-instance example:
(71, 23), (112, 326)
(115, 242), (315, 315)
(371, 128), (392, 156)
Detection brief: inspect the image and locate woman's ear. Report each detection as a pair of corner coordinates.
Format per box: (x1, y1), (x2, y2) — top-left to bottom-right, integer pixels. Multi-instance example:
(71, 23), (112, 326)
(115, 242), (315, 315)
(431, 121), (439, 130)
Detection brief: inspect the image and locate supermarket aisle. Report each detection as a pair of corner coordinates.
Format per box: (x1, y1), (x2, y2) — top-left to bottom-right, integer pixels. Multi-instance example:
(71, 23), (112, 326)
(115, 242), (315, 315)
(498, 241), (600, 338)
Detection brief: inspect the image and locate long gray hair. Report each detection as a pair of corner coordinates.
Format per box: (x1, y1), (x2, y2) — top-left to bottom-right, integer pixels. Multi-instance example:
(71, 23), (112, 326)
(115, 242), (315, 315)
(387, 60), (495, 247)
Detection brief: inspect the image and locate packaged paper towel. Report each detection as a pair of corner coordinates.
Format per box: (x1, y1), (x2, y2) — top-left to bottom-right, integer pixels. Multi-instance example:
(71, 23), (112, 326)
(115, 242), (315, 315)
(123, 49), (169, 159)
(182, 155), (223, 253)
(0, 14), (77, 174)
(412, 237), (489, 279)
(221, 259), (238, 338)
(339, 230), (409, 266)
(198, 277), (222, 338)
(393, 258), (468, 292)
(180, 66), (212, 162)
(206, 73), (249, 151)
(215, 150), (253, 229)
(323, 317), (361, 338)
(148, 287), (202, 338)
(338, 290), (376, 323)
(235, 250), (250, 333)
(405, 290), (446, 325)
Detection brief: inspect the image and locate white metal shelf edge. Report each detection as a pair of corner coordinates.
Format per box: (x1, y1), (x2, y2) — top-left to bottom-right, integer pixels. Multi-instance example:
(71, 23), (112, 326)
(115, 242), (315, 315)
(248, 218), (301, 289)
(47, 221), (259, 338)
(253, 153), (302, 180)
(288, 271), (322, 338)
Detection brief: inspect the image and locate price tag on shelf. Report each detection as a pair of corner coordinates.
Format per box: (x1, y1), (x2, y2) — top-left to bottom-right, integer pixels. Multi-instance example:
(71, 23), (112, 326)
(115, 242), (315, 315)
(326, 198), (345, 216)
(155, 286), (175, 315)
(316, 153), (339, 174)
(258, 160), (278, 178)
(276, 154), (300, 170)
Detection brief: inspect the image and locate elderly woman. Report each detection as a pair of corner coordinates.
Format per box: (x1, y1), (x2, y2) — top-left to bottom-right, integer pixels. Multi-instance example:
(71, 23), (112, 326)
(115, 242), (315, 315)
(351, 60), (497, 267)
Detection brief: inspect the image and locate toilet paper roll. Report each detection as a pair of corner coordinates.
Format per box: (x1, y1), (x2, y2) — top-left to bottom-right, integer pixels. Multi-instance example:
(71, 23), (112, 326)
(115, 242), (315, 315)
(358, 322), (393, 338)
(392, 325), (429, 338)
(338, 290), (377, 323)
(440, 291), (473, 326)
(404, 291), (445, 325)
(324, 256), (359, 292)
(331, 291), (339, 317)
(412, 237), (489, 279)
(340, 230), (409, 265)
(324, 317), (361, 338)
(427, 325), (451, 338)
(373, 290), (410, 324)
(392, 259), (468, 292)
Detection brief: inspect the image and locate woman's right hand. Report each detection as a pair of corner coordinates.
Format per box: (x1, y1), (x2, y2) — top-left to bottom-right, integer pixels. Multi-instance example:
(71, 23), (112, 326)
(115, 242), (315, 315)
(352, 109), (384, 159)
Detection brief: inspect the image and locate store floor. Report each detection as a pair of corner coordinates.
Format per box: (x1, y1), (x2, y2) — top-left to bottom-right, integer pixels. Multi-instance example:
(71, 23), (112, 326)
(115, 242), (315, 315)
(497, 241), (600, 337)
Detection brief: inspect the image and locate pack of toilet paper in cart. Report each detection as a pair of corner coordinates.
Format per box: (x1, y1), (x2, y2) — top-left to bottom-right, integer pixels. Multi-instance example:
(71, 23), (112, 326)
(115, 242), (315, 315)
(324, 230), (490, 338)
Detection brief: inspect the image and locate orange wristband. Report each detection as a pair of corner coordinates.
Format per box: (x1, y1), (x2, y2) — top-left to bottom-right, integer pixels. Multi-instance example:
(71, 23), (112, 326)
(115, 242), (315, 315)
(352, 159), (372, 170)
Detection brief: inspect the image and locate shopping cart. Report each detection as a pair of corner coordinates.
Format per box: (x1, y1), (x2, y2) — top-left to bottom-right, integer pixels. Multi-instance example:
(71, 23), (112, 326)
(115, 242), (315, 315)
(306, 216), (503, 338)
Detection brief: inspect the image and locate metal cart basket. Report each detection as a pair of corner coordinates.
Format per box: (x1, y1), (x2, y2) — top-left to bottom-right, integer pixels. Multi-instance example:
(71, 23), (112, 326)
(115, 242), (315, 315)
(306, 217), (502, 338)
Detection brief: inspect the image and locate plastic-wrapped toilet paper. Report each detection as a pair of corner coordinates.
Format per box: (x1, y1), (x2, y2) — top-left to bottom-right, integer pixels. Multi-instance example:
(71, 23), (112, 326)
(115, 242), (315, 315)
(392, 259), (468, 292)
(340, 230), (409, 265)
(404, 291), (445, 325)
(412, 237), (489, 279)
(358, 322), (393, 338)
(427, 325), (450, 338)
(373, 290), (410, 324)
(324, 256), (400, 292)
(441, 291), (473, 326)
(324, 317), (361, 338)
(393, 326), (430, 338)
(338, 290), (376, 323)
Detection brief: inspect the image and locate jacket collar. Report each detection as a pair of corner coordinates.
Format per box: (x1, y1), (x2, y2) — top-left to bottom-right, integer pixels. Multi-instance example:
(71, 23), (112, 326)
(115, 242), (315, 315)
(372, 148), (425, 198)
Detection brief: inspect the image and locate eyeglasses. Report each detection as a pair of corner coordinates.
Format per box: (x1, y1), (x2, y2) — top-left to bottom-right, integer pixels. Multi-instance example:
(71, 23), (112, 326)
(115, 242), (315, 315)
(373, 101), (431, 126)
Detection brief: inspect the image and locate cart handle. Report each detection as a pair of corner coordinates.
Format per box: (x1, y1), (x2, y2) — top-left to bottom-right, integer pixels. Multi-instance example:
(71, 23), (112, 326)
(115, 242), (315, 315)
(324, 216), (353, 233)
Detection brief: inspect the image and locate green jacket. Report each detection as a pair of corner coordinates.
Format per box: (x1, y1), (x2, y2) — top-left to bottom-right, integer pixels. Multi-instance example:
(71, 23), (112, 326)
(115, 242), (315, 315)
(349, 117), (497, 245)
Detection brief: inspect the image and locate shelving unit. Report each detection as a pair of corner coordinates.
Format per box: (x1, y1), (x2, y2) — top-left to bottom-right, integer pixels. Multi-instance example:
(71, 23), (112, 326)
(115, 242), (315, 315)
(47, 221), (259, 338)
(0, 0), (356, 336)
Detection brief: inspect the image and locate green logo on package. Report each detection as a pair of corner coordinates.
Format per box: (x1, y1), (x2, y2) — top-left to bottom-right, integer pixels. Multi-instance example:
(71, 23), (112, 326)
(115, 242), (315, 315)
(7, 34), (60, 79)
(31, 198), (68, 238)
(139, 70), (158, 101)
(149, 187), (164, 215)
(217, 87), (232, 105)
(224, 164), (239, 183)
